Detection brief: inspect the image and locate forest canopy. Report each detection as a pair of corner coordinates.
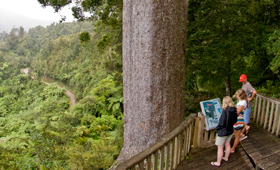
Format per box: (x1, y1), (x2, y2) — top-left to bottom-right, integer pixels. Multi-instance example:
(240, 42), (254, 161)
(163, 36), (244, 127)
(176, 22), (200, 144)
(0, 17), (123, 169)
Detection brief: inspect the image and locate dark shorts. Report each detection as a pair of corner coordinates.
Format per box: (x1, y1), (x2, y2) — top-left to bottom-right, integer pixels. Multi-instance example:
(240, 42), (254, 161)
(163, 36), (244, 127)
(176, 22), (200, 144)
(234, 127), (243, 130)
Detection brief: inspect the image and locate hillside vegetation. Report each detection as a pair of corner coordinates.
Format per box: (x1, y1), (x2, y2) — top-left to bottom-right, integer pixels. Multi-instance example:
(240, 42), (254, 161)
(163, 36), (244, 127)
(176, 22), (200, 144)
(0, 19), (123, 169)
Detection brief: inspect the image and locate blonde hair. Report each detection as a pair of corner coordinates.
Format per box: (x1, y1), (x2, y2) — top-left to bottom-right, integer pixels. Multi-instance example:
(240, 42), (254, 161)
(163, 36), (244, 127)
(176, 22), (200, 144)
(235, 89), (248, 106)
(222, 96), (235, 110)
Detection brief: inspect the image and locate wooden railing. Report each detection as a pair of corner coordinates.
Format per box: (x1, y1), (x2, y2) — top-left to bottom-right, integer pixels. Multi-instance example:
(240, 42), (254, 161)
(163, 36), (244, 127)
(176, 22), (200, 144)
(116, 113), (217, 170)
(253, 93), (280, 137)
(192, 113), (216, 149)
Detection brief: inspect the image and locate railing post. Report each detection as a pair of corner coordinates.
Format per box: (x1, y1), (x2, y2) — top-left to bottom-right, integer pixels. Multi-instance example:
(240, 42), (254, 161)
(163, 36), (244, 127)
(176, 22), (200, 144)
(260, 99), (266, 125)
(175, 135), (180, 169)
(153, 150), (158, 170)
(165, 141), (170, 170)
(170, 138), (174, 170)
(187, 120), (194, 153)
(276, 104), (280, 136)
(198, 115), (205, 148)
(147, 155), (152, 170)
(257, 97), (262, 124)
(268, 102), (275, 132)
(264, 100), (270, 129)
(139, 161), (144, 170)
(160, 146), (164, 170)
(193, 117), (200, 149)
(177, 134), (182, 164)
(183, 128), (188, 157)
(173, 137), (178, 169)
(253, 95), (259, 122)
(203, 130), (209, 146)
(209, 130), (215, 145)
(272, 104), (279, 134)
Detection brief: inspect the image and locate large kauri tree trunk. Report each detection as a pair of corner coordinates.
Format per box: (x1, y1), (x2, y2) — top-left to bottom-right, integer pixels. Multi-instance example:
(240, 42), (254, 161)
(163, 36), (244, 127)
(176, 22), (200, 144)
(118, 0), (188, 161)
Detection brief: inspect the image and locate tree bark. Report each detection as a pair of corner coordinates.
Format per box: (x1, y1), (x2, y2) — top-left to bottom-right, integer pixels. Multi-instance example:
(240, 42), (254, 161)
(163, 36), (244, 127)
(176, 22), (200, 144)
(118, 0), (188, 161)
(225, 76), (231, 96)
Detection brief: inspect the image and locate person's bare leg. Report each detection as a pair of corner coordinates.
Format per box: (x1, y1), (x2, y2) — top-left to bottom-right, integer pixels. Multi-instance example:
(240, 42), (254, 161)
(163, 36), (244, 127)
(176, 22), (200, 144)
(224, 141), (231, 161)
(242, 124), (250, 134)
(242, 126), (246, 134)
(245, 124), (250, 134)
(231, 130), (241, 153)
(240, 131), (245, 138)
(212, 145), (224, 166)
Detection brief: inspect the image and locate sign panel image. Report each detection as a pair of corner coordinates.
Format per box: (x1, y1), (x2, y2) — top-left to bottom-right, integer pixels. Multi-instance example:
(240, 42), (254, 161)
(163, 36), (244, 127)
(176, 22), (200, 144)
(200, 98), (222, 130)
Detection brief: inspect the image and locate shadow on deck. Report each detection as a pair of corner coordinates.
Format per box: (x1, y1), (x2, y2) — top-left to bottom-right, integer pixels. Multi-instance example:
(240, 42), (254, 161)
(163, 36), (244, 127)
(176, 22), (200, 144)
(177, 123), (280, 170)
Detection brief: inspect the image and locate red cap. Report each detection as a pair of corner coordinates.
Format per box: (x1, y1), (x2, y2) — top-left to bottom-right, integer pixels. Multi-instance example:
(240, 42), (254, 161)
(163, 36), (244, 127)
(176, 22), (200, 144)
(239, 74), (247, 82)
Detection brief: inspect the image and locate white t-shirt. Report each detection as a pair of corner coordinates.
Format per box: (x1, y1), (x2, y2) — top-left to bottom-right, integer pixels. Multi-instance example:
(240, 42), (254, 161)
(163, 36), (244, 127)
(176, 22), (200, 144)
(234, 100), (247, 128)
(237, 100), (247, 113)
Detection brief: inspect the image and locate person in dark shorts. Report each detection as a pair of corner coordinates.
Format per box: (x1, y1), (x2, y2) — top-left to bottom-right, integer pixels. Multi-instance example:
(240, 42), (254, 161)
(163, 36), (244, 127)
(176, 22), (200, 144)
(231, 89), (248, 153)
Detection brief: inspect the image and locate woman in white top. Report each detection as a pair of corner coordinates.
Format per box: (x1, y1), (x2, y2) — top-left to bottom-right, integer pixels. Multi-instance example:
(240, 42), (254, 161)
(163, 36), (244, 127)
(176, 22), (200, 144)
(230, 89), (248, 153)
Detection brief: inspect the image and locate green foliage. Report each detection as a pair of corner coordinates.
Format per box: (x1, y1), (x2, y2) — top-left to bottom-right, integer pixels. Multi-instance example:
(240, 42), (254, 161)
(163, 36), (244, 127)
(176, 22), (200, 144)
(0, 145), (19, 169)
(267, 30), (280, 74)
(256, 80), (280, 99)
(79, 31), (91, 46)
(0, 1), (123, 168)
(67, 136), (118, 170)
(186, 0), (280, 113)
(187, 0), (254, 96)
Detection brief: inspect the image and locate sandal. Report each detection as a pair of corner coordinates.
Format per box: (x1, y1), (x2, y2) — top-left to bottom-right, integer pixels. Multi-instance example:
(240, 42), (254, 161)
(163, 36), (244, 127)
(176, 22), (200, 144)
(245, 126), (250, 135)
(240, 136), (248, 141)
(211, 162), (220, 167)
(222, 157), (228, 162)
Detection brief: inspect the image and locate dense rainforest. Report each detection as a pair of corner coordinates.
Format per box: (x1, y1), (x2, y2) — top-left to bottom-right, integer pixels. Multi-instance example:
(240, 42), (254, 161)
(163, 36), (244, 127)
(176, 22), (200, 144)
(0, 0), (280, 169)
(0, 19), (123, 169)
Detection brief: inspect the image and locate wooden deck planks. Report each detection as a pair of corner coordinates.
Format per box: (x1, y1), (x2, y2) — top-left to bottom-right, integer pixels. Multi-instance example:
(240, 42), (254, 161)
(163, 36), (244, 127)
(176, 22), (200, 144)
(240, 123), (280, 170)
(176, 142), (253, 170)
(176, 123), (280, 170)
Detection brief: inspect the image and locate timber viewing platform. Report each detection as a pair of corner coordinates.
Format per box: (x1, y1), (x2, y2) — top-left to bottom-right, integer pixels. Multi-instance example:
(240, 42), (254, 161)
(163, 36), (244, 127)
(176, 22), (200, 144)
(116, 93), (280, 170)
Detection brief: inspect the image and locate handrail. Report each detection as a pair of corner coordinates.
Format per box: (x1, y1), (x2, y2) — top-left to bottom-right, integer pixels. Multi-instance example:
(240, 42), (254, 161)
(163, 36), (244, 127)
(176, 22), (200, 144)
(116, 114), (197, 170)
(253, 93), (280, 137)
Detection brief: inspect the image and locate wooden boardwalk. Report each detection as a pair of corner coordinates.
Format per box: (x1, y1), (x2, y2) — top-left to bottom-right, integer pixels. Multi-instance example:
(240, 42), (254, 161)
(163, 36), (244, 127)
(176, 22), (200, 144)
(176, 143), (254, 169)
(177, 123), (280, 170)
(241, 123), (280, 170)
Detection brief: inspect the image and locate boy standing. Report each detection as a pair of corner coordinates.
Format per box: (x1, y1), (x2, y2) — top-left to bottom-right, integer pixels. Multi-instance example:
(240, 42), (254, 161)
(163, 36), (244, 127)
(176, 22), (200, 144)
(238, 74), (257, 135)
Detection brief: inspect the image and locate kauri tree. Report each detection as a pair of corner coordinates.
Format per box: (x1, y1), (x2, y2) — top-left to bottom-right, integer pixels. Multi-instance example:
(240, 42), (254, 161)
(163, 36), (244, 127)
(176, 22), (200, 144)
(119, 0), (188, 160)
